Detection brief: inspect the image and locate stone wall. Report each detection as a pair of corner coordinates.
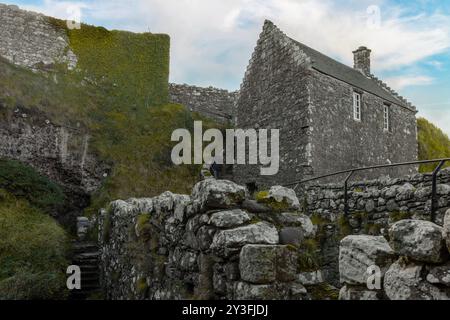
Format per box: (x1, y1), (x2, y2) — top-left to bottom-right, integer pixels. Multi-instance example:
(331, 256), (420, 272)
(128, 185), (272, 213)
(169, 83), (237, 124)
(0, 4), (77, 70)
(309, 71), (418, 182)
(299, 169), (450, 286)
(98, 179), (336, 300)
(339, 214), (450, 300)
(234, 20), (312, 188)
(0, 104), (107, 223)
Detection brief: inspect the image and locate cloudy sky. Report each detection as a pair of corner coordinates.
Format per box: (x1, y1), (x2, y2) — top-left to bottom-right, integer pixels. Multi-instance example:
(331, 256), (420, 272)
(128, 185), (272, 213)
(5, 0), (450, 135)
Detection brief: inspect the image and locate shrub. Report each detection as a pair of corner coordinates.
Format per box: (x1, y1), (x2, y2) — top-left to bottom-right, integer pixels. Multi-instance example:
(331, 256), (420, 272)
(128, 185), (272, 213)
(0, 159), (65, 214)
(417, 117), (450, 172)
(0, 190), (69, 299)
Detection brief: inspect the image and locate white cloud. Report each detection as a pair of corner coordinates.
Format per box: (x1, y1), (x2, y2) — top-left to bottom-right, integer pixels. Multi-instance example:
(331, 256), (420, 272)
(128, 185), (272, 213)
(15, 0), (450, 91)
(384, 75), (434, 90)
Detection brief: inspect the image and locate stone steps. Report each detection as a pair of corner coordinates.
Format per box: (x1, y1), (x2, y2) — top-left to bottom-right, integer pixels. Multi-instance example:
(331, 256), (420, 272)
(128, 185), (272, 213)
(69, 240), (102, 300)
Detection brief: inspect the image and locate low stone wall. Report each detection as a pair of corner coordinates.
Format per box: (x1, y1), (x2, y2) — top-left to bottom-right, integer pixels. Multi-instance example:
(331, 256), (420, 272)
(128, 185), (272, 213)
(339, 213), (450, 300)
(98, 179), (336, 300)
(304, 169), (450, 228)
(296, 170), (450, 286)
(169, 83), (237, 124)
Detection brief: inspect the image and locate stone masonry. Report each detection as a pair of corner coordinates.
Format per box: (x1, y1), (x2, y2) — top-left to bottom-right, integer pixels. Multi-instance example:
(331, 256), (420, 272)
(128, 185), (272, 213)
(234, 20), (418, 188)
(98, 179), (333, 300)
(339, 212), (450, 300)
(0, 4), (77, 70)
(169, 83), (238, 124)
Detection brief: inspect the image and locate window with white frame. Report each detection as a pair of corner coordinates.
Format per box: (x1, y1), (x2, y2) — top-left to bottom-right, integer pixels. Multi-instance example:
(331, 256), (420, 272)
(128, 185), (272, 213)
(353, 92), (361, 121)
(383, 104), (390, 131)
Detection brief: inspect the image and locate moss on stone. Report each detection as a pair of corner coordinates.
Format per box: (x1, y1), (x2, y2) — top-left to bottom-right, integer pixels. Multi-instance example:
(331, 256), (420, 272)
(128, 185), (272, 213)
(136, 277), (148, 296)
(102, 209), (112, 243)
(337, 214), (352, 240)
(297, 239), (321, 272)
(390, 211), (412, 223)
(306, 283), (339, 300)
(255, 190), (291, 212)
(136, 213), (152, 241)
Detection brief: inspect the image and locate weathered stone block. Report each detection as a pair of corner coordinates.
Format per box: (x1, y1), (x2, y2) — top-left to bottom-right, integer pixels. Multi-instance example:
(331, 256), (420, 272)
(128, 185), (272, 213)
(339, 235), (395, 285)
(384, 259), (449, 300)
(389, 220), (447, 263)
(426, 262), (450, 287)
(191, 179), (246, 210)
(444, 210), (450, 254)
(208, 209), (250, 228)
(239, 245), (297, 284)
(210, 222), (279, 254)
(339, 285), (381, 300)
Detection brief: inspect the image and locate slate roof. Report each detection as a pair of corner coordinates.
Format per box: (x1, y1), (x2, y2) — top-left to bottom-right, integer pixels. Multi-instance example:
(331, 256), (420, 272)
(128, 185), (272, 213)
(290, 39), (415, 111)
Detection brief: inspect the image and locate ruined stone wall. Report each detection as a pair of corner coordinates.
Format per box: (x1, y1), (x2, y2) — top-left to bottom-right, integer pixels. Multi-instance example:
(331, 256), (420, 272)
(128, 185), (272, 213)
(234, 21), (312, 189)
(98, 179), (334, 300)
(300, 169), (450, 286)
(309, 71), (418, 182)
(339, 214), (450, 300)
(0, 104), (107, 222)
(98, 174), (450, 300)
(0, 4), (77, 70)
(169, 83), (237, 124)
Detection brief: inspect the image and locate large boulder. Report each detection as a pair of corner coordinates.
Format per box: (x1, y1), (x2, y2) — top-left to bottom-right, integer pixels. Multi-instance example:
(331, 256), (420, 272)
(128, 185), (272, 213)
(208, 209), (250, 228)
(210, 222), (279, 254)
(389, 220), (447, 263)
(444, 210), (450, 254)
(192, 179), (246, 210)
(257, 186), (300, 211)
(384, 259), (449, 300)
(339, 285), (381, 300)
(339, 235), (395, 285)
(239, 245), (297, 284)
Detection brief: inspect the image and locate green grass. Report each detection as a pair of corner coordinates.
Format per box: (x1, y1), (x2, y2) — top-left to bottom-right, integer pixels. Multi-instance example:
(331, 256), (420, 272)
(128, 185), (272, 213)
(0, 190), (69, 299)
(418, 117), (450, 172)
(0, 159), (65, 214)
(0, 20), (222, 217)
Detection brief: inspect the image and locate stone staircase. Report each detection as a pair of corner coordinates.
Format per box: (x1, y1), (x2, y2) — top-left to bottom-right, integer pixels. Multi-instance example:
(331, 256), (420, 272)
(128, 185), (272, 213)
(69, 241), (102, 300)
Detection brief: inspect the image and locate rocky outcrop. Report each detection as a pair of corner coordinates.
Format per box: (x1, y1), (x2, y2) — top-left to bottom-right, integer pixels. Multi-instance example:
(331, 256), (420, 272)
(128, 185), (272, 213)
(98, 179), (329, 300)
(339, 218), (450, 300)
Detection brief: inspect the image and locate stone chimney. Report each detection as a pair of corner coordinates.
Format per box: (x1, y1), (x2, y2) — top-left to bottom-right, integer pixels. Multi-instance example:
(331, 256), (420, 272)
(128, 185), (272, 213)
(353, 46), (371, 76)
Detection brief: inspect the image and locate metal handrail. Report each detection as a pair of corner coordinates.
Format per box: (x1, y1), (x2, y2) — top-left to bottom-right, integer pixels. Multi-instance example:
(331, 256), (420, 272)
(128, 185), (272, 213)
(285, 158), (450, 222)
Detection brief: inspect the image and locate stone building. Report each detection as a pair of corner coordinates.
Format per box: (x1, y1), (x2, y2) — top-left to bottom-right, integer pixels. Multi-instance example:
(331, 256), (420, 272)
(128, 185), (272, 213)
(233, 20), (418, 189)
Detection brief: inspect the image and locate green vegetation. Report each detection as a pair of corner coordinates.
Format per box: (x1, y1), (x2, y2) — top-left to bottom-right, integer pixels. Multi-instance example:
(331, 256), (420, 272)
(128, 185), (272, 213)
(417, 117), (450, 172)
(389, 211), (412, 223)
(297, 239), (321, 272)
(255, 190), (290, 212)
(0, 190), (69, 299)
(0, 159), (65, 213)
(0, 20), (221, 217)
(337, 214), (352, 240)
(305, 283), (339, 300)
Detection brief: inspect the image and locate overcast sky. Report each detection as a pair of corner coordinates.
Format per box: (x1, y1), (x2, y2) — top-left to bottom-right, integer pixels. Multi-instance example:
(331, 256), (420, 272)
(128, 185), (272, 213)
(5, 0), (450, 135)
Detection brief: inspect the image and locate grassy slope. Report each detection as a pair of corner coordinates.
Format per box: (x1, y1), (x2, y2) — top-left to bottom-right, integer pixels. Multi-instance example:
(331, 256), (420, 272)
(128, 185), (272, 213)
(0, 19), (219, 216)
(0, 184), (68, 299)
(417, 117), (450, 172)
